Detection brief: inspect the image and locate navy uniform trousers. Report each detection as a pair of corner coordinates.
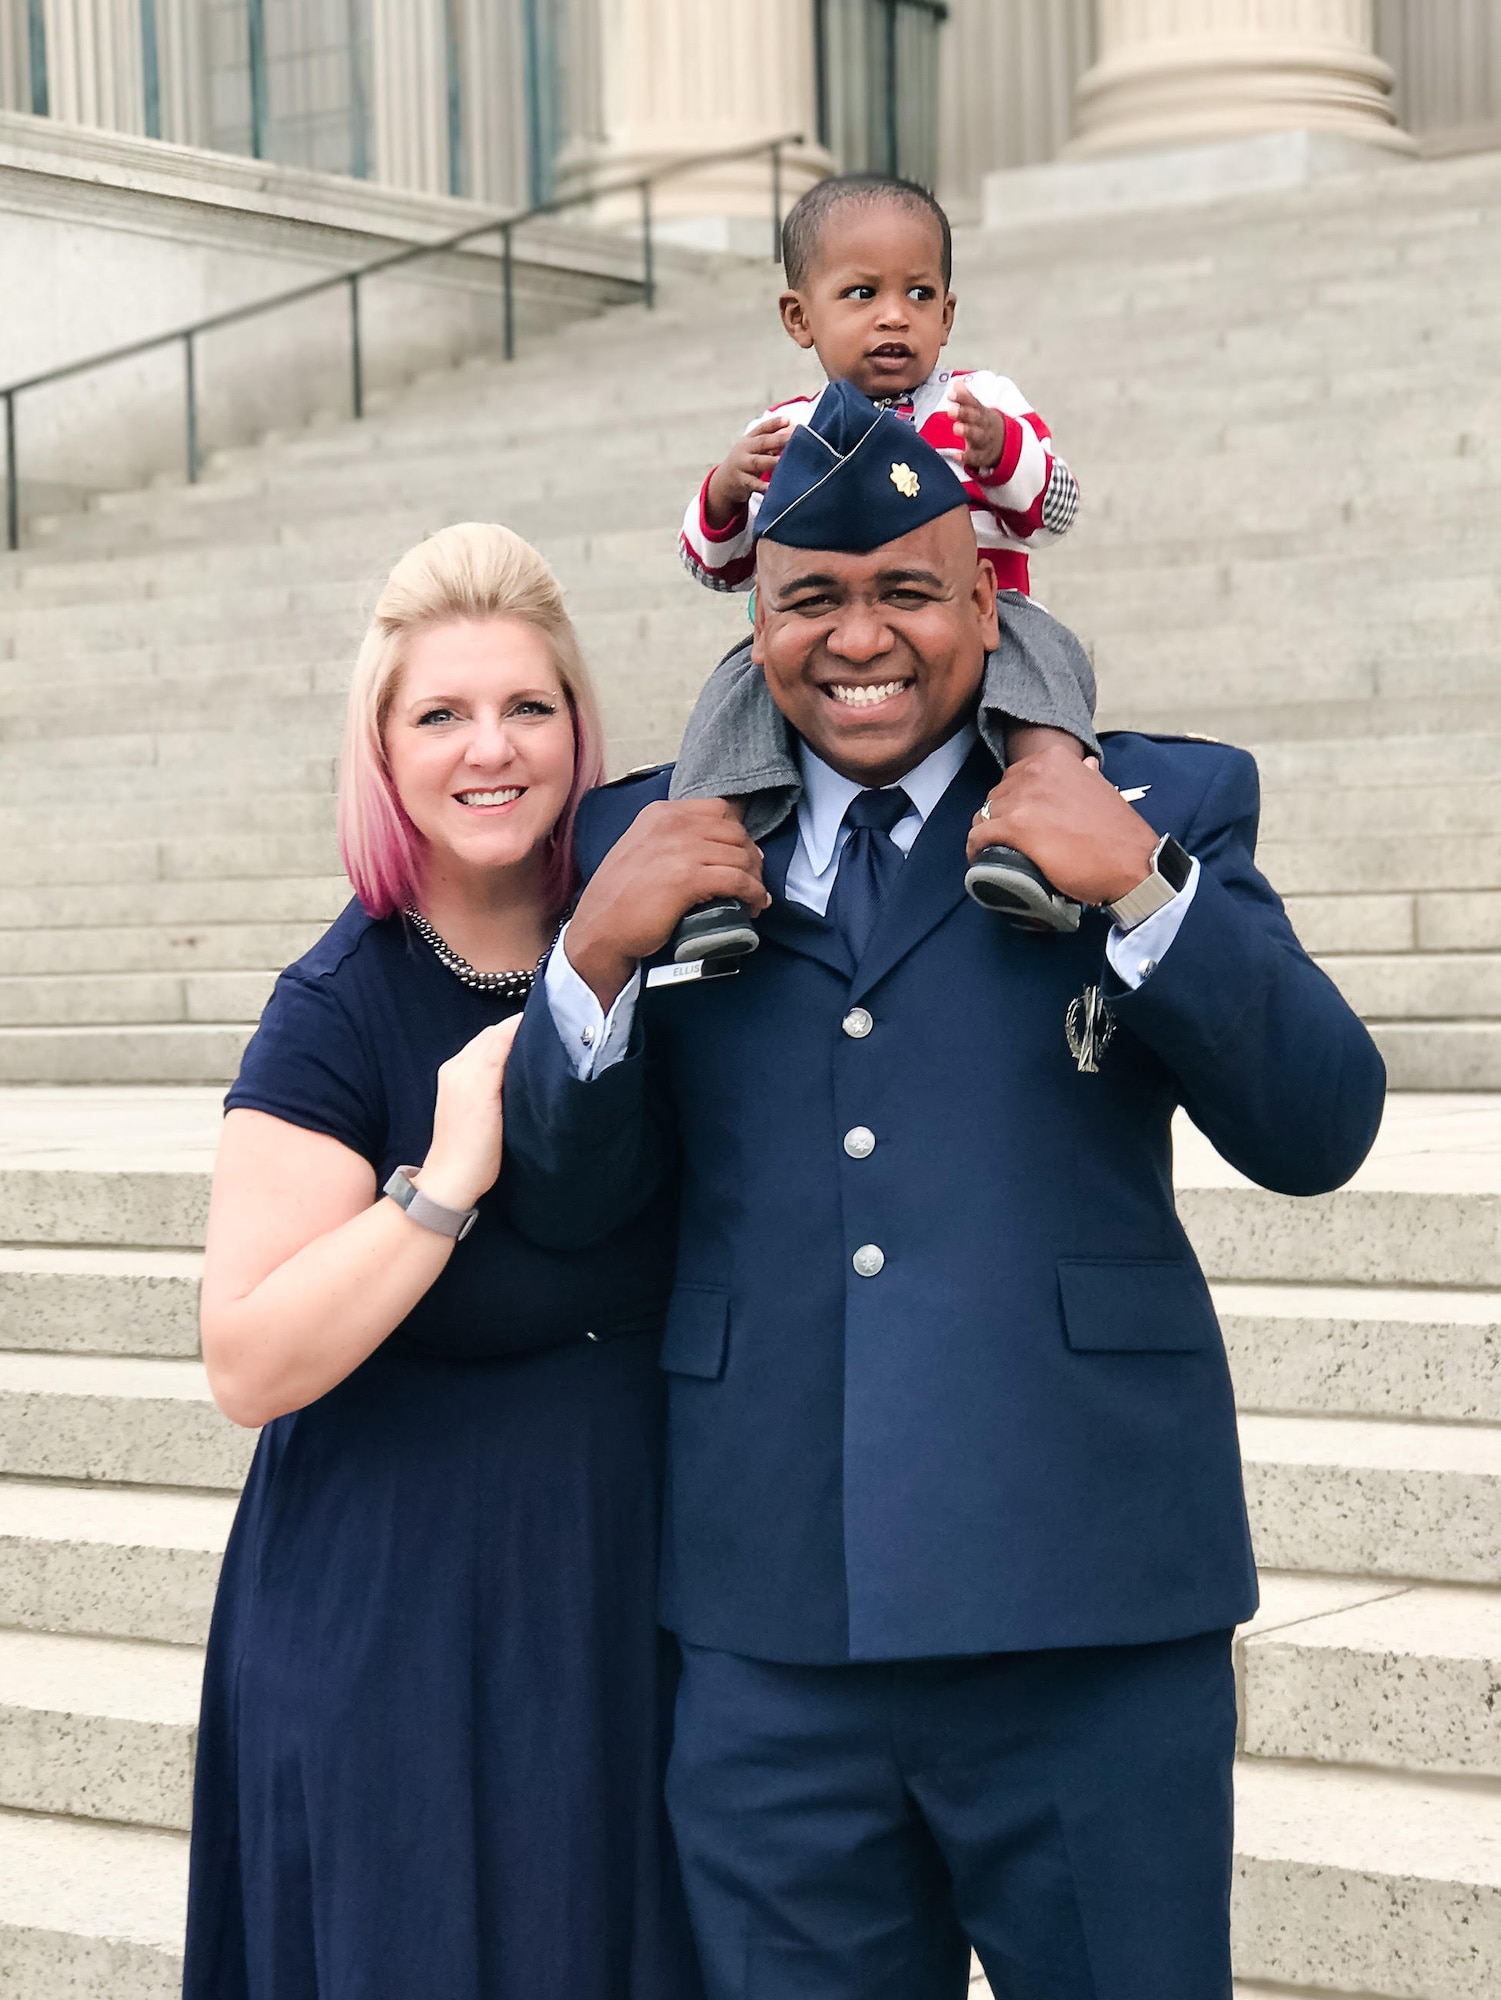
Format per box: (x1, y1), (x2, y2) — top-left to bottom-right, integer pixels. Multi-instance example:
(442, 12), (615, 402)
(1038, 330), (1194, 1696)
(504, 732), (1386, 2000)
(668, 1631), (1236, 2000)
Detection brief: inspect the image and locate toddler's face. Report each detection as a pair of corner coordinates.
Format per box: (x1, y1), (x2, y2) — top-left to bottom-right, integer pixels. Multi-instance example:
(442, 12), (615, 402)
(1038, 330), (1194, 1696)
(780, 203), (955, 399)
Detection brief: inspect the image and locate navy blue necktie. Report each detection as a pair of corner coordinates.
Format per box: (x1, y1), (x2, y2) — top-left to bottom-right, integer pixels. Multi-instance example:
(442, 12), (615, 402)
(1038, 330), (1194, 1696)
(827, 787), (912, 962)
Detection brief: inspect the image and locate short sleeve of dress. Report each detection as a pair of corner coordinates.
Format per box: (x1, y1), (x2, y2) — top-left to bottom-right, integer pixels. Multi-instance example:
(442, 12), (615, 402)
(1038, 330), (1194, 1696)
(225, 968), (386, 1166)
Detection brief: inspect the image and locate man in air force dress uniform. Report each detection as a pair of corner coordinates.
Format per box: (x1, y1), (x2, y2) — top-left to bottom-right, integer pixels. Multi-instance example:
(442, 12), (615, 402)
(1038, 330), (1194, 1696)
(502, 381), (1387, 2000)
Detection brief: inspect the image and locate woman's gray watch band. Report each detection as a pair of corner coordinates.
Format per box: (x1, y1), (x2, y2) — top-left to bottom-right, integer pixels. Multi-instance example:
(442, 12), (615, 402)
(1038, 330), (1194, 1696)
(383, 1166), (479, 1241)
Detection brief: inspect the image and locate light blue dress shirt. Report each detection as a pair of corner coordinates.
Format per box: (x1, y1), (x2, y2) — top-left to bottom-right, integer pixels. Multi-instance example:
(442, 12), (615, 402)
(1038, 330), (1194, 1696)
(545, 733), (1198, 1079)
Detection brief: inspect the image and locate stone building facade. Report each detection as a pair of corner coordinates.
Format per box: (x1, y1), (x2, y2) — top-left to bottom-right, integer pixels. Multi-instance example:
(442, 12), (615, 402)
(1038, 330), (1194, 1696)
(2, 2), (1500, 511)
(3, 3), (1500, 229)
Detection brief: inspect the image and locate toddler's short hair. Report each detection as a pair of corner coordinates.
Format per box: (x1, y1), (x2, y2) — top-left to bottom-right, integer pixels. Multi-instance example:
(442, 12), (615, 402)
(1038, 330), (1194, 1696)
(781, 174), (952, 290)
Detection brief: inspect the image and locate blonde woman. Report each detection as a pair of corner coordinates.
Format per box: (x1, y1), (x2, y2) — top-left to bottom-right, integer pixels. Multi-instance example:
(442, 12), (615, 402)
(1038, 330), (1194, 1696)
(184, 525), (702, 2000)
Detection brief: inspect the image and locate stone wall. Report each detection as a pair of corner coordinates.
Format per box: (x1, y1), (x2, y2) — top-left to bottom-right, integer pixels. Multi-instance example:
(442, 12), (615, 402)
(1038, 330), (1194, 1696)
(0, 110), (641, 519)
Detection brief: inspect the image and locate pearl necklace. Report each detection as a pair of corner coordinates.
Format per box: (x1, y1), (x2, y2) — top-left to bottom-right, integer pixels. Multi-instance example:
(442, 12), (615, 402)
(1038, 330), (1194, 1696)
(403, 906), (554, 1000)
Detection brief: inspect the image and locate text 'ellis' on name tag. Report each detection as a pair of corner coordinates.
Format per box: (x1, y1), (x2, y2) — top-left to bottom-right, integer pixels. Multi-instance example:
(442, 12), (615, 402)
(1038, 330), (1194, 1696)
(645, 959), (742, 991)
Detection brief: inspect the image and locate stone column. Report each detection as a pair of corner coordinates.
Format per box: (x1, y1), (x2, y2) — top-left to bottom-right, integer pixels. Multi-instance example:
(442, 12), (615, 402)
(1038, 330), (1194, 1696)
(369, 0), (450, 197)
(1069, 1), (1413, 159)
(555, 0), (833, 252)
(38, 0), (145, 133)
(0, 0), (31, 114)
(152, 0), (208, 149)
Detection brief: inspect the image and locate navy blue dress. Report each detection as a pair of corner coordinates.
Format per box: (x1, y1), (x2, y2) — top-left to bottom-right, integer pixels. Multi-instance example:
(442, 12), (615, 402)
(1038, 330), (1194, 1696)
(183, 902), (700, 2000)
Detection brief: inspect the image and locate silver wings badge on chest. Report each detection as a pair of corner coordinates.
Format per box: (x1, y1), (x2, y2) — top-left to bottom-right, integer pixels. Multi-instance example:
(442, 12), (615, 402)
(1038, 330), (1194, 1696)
(1065, 984), (1115, 1074)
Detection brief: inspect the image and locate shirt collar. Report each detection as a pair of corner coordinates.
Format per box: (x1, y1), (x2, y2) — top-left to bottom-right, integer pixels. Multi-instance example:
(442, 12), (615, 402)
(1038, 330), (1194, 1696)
(795, 721), (980, 876)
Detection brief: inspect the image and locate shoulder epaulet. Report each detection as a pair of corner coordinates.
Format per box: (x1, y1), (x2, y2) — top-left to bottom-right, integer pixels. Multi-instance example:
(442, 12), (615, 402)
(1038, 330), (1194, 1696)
(600, 762), (672, 790)
(1099, 727), (1222, 746)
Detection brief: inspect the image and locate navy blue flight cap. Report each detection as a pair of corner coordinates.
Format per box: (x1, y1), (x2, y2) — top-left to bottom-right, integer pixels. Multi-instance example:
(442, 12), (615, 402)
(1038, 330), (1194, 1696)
(754, 377), (970, 552)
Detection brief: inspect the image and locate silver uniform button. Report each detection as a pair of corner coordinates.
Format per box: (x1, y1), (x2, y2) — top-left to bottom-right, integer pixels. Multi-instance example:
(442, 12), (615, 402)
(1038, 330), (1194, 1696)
(585, 1330), (599, 1342)
(844, 1126), (876, 1160)
(852, 1243), (885, 1278)
(842, 1007), (873, 1039)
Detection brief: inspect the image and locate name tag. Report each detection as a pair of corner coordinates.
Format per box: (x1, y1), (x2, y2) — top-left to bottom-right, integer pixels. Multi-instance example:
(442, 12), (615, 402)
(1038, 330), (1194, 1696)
(645, 960), (742, 991)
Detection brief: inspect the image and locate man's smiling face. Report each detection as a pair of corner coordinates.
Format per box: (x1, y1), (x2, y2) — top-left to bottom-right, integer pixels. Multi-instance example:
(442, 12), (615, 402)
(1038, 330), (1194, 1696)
(752, 511), (999, 788)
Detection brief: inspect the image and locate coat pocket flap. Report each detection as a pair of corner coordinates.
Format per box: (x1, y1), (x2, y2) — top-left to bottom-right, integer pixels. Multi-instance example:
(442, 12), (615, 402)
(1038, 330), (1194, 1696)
(1057, 1259), (1218, 1353)
(660, 1286), (730, 1379)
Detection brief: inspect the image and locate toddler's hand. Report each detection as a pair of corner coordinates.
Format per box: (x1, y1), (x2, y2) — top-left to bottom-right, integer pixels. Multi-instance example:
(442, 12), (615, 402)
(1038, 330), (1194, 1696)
(948, 383), (1012, 477)
(704, 417), (792, 527)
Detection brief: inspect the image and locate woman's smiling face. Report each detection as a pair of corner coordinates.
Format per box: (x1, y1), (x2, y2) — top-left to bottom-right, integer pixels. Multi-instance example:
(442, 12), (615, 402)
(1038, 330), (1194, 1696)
(384, 616), (577, 884)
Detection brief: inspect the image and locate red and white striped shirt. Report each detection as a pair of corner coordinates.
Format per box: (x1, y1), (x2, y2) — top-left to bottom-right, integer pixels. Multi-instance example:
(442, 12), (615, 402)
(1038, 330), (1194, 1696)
(679, 364), (1080, 597)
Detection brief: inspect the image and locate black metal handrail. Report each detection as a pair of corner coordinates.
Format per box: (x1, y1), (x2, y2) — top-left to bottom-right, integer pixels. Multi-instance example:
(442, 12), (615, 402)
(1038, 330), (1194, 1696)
(1, 131), (804, 552)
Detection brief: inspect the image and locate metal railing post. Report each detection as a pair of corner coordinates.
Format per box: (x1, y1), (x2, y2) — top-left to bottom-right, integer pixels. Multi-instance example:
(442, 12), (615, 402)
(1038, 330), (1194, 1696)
(348, 274), (364, 419)
(502, 224), (515, 360)
(3, 391), (17, 553)
(183, 333), (198, 485)
(771, 141), (783, 263)
(640, 181), (655, 309)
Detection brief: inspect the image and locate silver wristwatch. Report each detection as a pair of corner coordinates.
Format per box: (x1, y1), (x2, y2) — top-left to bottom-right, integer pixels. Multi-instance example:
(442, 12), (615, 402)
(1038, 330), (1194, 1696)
(1106, 834), (1193, 933)
(383, 1165), (479, 1241)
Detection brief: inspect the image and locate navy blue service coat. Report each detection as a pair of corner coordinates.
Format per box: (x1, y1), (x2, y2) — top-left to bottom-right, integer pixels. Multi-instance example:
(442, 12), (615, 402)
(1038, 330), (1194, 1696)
(503, 732), (1385, 1665)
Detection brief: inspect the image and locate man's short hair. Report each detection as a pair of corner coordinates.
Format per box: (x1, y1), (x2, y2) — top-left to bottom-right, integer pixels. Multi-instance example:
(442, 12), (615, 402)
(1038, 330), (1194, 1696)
(781, 174), (953, 290)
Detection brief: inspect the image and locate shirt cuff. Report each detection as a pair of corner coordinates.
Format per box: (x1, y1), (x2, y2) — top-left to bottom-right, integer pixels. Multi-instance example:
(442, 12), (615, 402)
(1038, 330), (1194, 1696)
(543, 922), (642, 1079)
(697, 468), (750, 542)
(1105, 857), (1201, 990)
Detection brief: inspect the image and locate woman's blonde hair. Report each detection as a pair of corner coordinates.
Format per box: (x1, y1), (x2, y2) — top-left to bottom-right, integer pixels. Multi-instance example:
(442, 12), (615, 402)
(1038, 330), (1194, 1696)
(338, 523), (606, 919)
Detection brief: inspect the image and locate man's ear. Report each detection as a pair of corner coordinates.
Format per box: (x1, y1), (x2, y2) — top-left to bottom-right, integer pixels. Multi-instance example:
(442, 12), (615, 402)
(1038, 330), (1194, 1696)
(972, 555), (999, 652)
(779, 292), (817, 351)
(750, 576), (767, 663)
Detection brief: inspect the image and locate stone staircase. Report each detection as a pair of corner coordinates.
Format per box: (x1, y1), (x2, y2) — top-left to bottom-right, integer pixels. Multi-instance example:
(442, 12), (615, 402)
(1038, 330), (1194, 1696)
(2, 143), (1501, 1994)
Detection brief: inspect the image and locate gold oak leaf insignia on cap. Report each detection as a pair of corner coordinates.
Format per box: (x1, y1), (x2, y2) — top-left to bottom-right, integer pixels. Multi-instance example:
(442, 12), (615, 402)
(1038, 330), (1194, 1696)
(889, 461), (920, 498)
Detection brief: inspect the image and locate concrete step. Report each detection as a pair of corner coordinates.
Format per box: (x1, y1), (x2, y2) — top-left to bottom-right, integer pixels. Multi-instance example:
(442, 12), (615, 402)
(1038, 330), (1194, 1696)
(1220, 1281), (1501, 1424)
(0, 1629), (201, 1830)
(1241, 1577), (1501, 1780)
(0, 1023), (254, 1086)
(0, 1807), (186, 1998)
(0, 1478), (232, 1644)
(1232, 1757), (1501, 2000)
(0, 717), (338, 771)
(1176, 1094), (1501, 1291)
(1241, 1412), (1501, 1584)
(1252, 734), (1501, 791)
(0, 921), (321, 977)
(0, 874), (346, 931)
(0, 744), (334, 804)
(0, 1353), (252, 1492)
(0, 1248), (201, 1358)
(1285, 889), (1501, 958)
(0, 685), (347, 750)
(0, 1087), (218, 1248)
(1372, 1023), (1501, 1093)
(1105, 690), (1501, 747)
(6, 471), (1501, 637)
(0, 790), (333, 842)
(1325, 954), (1501, 1020)
(0, 653), (334, 719)
(8, 827), (339, 890)
(1182, 1181), (1501, 1290)
(1264, 783), (1501, 844)
(0, 970), (275, 1028)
